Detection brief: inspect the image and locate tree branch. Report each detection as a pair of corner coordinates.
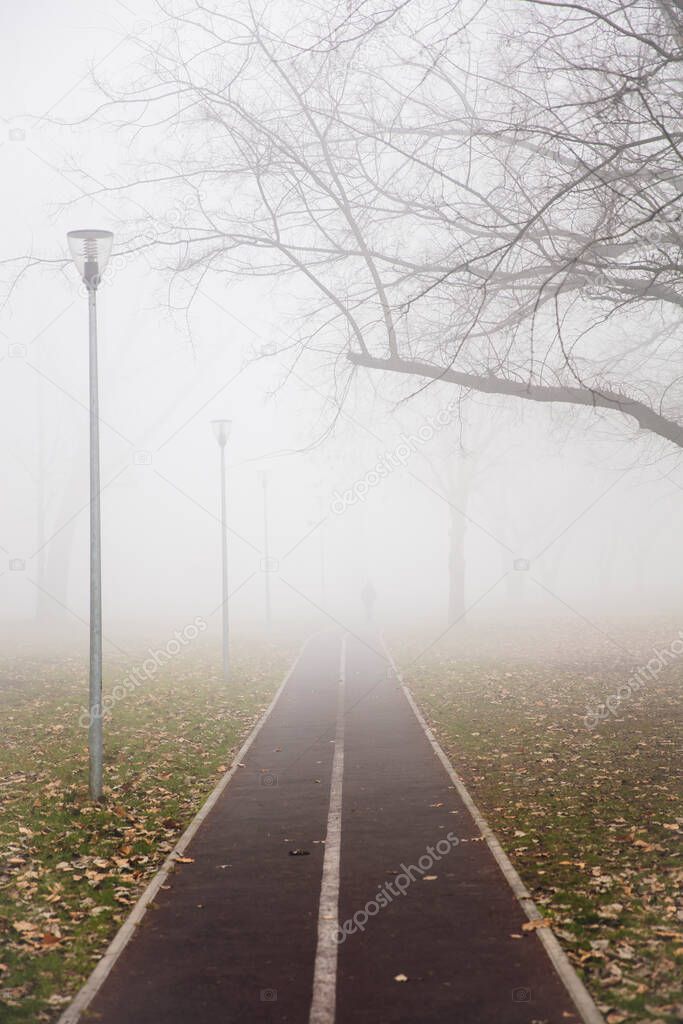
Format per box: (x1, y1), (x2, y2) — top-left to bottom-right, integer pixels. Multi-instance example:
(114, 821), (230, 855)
(348, 351), (683, 449)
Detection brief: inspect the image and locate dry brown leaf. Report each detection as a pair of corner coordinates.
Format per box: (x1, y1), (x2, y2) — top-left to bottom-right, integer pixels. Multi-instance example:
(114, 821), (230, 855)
(13, 921), (38, 934)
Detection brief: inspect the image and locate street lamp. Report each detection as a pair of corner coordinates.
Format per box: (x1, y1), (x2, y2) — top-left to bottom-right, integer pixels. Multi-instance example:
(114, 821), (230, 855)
(66, 229), (114, 802)
(259, 470), (272, 635)
(315, 488), (326, 607)
(211, 419), (232, 680)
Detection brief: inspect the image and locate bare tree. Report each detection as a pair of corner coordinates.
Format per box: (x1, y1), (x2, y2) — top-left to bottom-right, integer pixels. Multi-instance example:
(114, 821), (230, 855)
(411, 407), (503, 624)
(12, 0), (683, 451)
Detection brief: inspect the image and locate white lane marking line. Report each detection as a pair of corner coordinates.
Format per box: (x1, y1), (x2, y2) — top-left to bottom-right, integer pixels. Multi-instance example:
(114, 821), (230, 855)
(57, 632), (322, 1024)
(380, 637), (605, 1024)
(309, 633), (347, 1024)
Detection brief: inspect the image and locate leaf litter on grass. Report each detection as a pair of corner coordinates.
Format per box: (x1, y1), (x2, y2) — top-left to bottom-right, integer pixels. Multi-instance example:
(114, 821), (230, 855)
(403, 615), (682, 1024)
(0, 644), (290, 1023)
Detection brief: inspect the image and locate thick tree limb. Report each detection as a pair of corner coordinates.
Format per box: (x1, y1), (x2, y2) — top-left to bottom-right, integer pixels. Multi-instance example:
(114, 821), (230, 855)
(348, 351), (683, 449)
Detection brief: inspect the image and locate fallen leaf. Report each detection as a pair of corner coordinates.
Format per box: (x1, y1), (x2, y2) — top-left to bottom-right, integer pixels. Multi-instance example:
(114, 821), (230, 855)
(13, 921), (38, 935)
(597, 903), (623, 921)
(47, 995), (71, 1007)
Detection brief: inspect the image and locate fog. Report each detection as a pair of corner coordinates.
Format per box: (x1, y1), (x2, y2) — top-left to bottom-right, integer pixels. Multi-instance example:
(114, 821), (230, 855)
(2, 6), (682, 1022)
(2, 0), (683, 659)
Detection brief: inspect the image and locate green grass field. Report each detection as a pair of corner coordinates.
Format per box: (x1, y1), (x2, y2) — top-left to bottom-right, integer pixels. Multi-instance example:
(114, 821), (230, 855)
(404, 619), (682, 1024)
(0, 644), (288, 1023)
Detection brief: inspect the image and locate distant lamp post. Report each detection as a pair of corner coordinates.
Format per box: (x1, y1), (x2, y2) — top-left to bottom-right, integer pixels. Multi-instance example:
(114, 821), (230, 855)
(66, 229), (114, 802)
(259, 470), (272, 636)
(316, 490), (326, 606)
(211, 419), (232, 680)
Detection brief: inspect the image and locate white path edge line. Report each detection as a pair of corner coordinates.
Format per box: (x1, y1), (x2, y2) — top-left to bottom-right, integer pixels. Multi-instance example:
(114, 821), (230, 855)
(57, 632), (321, 1024)
(308, 633), (347, 1024)
(380, 638), (605, 1024)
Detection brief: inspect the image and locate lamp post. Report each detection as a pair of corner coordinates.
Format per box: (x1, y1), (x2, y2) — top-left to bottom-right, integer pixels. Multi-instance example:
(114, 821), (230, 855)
(259, 470), (272, 635)
(67, 229), (114, 802)
(317, 491), (326, 606)
(211, 419), (232, 680)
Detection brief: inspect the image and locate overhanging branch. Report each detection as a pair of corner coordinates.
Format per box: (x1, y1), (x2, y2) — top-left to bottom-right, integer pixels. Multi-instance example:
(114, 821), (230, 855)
(348, 352), (683, 450)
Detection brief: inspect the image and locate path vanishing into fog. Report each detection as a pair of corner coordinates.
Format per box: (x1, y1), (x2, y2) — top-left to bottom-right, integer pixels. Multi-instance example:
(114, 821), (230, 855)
(59, 632), (603, 1024)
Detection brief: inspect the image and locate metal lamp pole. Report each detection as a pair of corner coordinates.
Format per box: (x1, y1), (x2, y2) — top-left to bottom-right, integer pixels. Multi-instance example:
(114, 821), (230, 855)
(318, 493), (326, 606)
(212, 420), (232, 680)
(67, 229), (114, 802)
(259, 470), (272, 635)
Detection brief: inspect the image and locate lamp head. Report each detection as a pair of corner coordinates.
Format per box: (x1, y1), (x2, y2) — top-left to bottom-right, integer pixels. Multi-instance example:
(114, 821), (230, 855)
(67, 229), (114, 290)
(211, 419), (232, 446)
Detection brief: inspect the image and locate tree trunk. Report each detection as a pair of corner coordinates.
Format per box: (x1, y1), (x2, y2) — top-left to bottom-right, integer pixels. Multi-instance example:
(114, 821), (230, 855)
(599, 528), (618, 603)
(447, 455), (471, 625)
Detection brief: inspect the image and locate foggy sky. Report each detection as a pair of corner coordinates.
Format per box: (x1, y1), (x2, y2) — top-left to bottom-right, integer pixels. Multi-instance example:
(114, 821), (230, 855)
(2, 0), (682, 656)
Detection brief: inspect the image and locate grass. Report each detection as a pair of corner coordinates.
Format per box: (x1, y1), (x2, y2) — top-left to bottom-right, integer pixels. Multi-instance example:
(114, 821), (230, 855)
(402, 617), (683, 1024)
(0, 643), (289, 1023)
(3, 618), (680, 1024)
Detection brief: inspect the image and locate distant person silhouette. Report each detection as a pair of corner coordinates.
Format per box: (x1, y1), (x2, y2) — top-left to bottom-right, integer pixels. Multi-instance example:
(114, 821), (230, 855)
(361, 580), (377, 621)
